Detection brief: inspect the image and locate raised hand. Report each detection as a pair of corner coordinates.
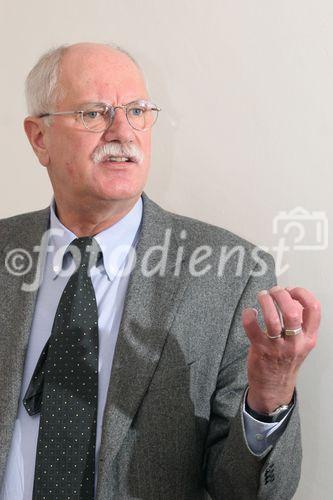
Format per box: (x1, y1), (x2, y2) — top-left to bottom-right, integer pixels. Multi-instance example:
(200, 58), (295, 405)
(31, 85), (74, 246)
(242, 286), (321, 413)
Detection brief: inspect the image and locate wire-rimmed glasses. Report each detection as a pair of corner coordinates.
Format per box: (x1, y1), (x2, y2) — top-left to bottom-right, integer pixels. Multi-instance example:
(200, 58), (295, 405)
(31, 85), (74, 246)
(38, 99), (161, 132)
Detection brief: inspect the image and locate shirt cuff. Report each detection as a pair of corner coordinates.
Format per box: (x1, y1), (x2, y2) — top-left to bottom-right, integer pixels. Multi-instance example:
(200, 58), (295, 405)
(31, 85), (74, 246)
(242, 392), (295, 455)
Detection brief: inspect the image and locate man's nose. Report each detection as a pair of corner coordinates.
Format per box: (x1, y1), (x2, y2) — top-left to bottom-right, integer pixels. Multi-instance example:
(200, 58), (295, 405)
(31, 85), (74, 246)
(102, 107), (135, 143)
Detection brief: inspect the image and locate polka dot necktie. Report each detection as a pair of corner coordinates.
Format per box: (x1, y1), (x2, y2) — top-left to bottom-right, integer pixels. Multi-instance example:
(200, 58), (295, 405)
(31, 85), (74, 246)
(23, 237), (101, 500)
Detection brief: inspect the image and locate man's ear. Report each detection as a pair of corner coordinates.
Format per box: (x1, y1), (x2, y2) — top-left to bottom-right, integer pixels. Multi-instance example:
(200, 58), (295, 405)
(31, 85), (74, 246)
(24, 117), (50, 167)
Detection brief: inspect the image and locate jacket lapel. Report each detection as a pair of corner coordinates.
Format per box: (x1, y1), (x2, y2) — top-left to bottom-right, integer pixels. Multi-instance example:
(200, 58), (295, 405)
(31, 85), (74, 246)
(0, 207), (50, 482)
(96, 193), (190, 497)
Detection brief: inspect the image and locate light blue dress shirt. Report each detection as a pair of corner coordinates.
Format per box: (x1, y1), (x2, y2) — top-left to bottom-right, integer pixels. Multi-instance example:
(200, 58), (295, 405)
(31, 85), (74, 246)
(0, 195), (287, 499)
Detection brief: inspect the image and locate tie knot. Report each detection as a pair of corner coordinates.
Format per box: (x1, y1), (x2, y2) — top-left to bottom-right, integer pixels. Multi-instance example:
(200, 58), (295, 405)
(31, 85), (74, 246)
(66, 237), (102, 274)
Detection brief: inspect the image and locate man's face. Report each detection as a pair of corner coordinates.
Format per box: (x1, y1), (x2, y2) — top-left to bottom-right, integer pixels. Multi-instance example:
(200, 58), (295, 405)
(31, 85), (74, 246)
(37, 45), (152, 207)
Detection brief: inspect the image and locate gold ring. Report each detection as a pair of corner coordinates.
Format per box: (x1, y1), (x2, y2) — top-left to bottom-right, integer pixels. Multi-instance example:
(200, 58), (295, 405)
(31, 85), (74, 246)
(284, 327), (303, 336)
(263, 327), (283, 340)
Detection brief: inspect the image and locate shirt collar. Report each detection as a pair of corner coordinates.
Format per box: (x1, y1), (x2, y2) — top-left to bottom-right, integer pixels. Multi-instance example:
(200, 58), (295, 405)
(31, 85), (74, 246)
(48, 195), (143, 281)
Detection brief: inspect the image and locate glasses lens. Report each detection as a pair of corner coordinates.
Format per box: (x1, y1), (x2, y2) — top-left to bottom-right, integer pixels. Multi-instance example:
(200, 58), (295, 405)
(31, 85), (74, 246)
(81, 105), (111, 132)
(126, 101), (158, 131)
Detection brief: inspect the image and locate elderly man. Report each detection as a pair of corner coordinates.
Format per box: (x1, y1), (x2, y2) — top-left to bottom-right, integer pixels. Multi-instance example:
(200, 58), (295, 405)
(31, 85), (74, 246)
(0, 42), (320, 500)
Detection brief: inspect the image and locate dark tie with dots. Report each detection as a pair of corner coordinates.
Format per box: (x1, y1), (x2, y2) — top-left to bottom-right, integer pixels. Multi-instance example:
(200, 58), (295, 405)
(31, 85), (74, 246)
(23, 237), (101, 500)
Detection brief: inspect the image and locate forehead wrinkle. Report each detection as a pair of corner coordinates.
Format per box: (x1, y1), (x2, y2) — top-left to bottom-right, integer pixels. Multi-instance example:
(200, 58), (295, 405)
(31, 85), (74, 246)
(58, 71), (148, 108)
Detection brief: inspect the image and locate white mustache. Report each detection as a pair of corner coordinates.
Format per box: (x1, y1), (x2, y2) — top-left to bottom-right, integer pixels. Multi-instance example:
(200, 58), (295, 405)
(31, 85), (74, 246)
(91, 142), (144, 164)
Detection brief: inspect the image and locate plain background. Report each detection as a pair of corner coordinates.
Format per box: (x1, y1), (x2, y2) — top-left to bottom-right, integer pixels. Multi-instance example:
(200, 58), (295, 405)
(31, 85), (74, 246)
(1, 1), (331, 498)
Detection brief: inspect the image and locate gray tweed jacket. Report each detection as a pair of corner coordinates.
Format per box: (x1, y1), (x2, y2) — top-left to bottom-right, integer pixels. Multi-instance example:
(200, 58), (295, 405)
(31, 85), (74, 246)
(0, 192), (301, 499)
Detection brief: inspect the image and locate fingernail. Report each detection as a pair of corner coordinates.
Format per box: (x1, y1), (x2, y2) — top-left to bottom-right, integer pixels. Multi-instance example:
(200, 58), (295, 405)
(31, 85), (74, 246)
(269, 285), (283, 293)
(257, 290), (268, 296)
(252, 308), (258, 316)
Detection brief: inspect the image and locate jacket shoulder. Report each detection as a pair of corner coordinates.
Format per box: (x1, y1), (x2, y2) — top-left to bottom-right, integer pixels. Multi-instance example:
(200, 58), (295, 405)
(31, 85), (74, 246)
(0, 207), (50, 250)
(165, 208), (257, 252)
(0, 207), (49, 223)
(161, 206), (275, 274)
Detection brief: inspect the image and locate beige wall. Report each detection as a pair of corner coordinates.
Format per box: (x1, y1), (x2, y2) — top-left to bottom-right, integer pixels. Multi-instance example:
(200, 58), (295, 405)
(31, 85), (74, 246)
(1, 1), (332, 497)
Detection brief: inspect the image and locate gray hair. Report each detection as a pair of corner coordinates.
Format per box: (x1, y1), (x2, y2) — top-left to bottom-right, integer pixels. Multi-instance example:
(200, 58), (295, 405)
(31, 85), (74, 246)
(25, 42), (145, 124)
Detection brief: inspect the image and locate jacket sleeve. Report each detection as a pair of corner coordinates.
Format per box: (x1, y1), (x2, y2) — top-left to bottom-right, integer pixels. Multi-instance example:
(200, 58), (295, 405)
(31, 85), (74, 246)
(203, 251), (302, 500)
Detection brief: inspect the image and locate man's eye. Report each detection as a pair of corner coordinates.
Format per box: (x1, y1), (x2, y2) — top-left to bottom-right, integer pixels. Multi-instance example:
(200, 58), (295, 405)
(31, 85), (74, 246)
(129, 107), (145, 116)
(84, 111), (102, 119)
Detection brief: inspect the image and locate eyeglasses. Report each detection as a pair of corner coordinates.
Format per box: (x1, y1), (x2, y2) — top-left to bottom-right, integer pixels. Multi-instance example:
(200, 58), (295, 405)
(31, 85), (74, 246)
(38, 99), (161, 132)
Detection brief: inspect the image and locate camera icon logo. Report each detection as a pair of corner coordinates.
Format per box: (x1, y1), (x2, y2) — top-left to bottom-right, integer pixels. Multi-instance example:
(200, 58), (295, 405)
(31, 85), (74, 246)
(272, 206), (328, 251)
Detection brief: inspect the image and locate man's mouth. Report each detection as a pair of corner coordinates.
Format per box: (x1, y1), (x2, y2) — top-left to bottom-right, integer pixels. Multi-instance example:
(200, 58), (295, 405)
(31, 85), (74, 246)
(105, 156), (133, 163)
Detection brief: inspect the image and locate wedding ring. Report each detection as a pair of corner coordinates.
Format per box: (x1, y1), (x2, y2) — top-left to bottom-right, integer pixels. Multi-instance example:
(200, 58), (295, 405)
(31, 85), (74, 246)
(263, 327), (283, 340)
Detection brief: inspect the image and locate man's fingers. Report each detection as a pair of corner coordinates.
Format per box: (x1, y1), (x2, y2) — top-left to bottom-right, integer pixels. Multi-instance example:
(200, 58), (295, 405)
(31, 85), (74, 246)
(286, 287), (321, 337)
(242, 290), (285, 344)
(242, 286), (320, 345)
(256, 290), (284, 341)
(268, 286), (302, 330)
(242, 299), (283, 344)
(242, 308), (263, 343)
